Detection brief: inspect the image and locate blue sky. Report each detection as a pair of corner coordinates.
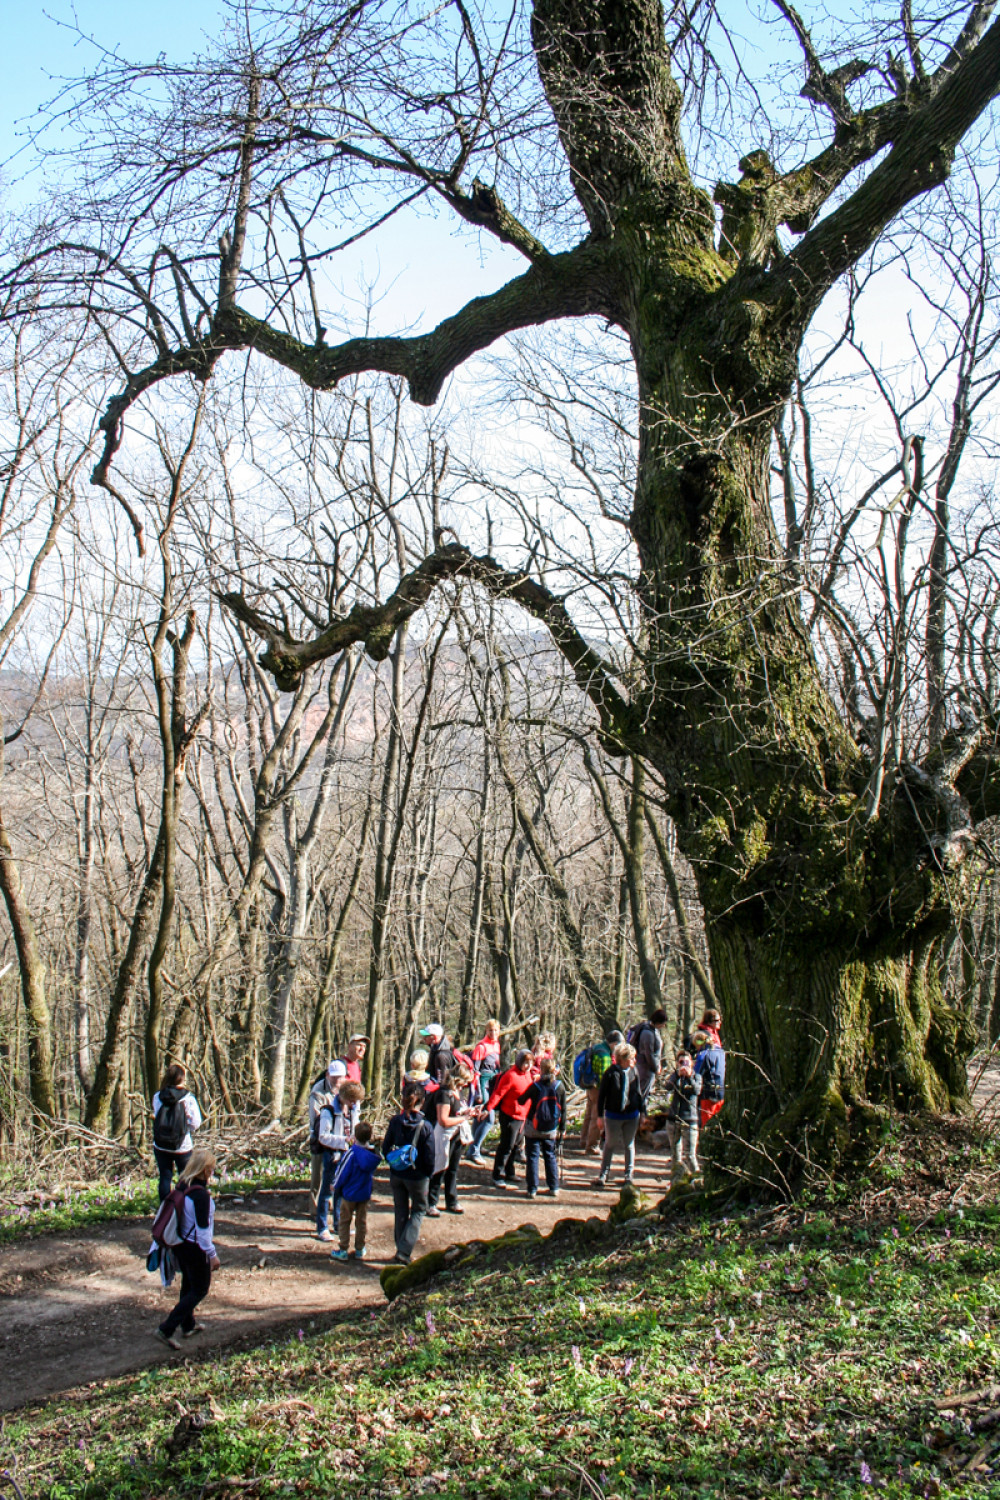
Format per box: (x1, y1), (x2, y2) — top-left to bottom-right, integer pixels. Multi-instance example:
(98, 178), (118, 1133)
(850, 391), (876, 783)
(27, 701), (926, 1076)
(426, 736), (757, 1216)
(1, 1), (223, 165)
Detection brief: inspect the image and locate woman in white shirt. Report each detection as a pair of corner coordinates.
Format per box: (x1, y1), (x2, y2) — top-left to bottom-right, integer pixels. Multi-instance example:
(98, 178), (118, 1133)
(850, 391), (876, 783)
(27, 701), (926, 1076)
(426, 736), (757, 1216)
(155, 1147), (220, 1349)
(151, 1063), (204, 1202)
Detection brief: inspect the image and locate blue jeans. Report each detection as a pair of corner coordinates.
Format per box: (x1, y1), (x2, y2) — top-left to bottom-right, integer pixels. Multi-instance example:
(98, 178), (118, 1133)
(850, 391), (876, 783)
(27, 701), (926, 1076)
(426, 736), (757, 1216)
(525, 1135), (559, 1193)
(316, 1151), (344, 1234)
(154, 1146), (190, 1203)
(467, 1110), (494, 1159)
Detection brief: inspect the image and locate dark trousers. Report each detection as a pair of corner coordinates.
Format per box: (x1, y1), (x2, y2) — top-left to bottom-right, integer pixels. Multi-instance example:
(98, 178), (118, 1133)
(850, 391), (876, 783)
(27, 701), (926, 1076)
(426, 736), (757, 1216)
(525, 1134), (559, 1193)
(428, 1132), (463, 1209)
(390, 1172), (430, 1263)
(154, 1146), (191, 1203)
(493, 1112), (525, 1182)
(160, 1241), (212, 1336)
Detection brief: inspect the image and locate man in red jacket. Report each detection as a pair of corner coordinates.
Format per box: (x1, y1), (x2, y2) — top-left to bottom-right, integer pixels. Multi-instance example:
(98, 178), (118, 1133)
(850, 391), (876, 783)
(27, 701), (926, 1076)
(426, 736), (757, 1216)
(487, 1048), (535, 1190)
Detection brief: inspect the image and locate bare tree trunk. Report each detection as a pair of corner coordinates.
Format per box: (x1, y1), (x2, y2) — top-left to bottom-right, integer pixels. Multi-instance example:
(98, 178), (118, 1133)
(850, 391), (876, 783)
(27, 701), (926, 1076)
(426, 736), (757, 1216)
(0, 718), (56, 1117)
(457, 734), (491, 1040)
(364, 622), (408, 1106)
(85, 824), (166, 1129)
(644, 807), (718, 1012)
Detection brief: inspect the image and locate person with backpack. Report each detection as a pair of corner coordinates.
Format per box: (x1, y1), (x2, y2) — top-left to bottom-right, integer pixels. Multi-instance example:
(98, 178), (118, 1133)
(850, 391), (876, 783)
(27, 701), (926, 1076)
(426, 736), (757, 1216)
(486, 1048), (536, 1190)
(522, 1056), (566, 1198)
(466, 1019), (502, 1164)
(594, 1041), (643, 1188)
(575, 1030), (621, 1155)
(426, 1063), (477, 1216)
(151, 1063), (204, 1203)
(629, 1009), (668, 1111)
(662, 1050), (702, 1180)
(383, 1083), (436, 1264)
(315, 1079), (365, 1242)
(692, 1028), (726, 1128)
(153, 1147), (220, 1350)
(329, 1121), (381, 1262)
(419, 1023), (455, 1084)
(308, 1059), (348, 1211)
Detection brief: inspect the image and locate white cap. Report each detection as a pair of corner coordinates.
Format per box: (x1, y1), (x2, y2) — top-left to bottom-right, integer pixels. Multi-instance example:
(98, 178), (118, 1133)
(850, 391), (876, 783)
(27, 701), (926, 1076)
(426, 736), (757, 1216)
(327, 1060), (348, 1077)
(419, 1023), (444, 1040)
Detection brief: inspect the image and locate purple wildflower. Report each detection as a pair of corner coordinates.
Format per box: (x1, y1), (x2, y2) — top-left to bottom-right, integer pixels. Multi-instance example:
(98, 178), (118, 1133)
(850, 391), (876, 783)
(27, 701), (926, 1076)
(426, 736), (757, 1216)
(572, 1345), (582, 1368)
(860, 1460), (873, 1484)
(623, 1357), (635, 1377)
(426, 1311), (436, 1336)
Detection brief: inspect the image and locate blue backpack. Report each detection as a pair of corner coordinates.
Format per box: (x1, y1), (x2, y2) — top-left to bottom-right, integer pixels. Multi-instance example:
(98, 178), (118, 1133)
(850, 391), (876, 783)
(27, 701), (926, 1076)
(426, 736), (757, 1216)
(573, 1046), (597, 1088)
(386, 1117), (424, 1170)
(698, 1045), (726, 1102)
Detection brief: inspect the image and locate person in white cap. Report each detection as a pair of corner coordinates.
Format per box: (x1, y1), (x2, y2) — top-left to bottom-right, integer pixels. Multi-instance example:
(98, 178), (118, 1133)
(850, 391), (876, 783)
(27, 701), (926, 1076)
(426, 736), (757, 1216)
(341, 1034), (370, 1084)
(419, 1023), (454, 1084)
(308, 1059), (347, 1211)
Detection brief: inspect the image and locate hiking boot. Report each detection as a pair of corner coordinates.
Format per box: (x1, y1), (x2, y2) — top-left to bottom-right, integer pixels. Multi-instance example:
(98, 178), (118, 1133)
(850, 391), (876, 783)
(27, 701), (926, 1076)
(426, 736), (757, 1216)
(154, 1328), (181, 1351)
(354, 1246), (367, 1259)
(592, 1176), (608, 1189)
(181, 1323), (206, 1339)
(426, 1206), (442, 1217)
(444, 1204), (465, 1214)
(526, 1189), (538, 1199)
(330, 1248), (349, 1262)
(491, 1178), (507, 1191)
(465, 1151), (485, 1165)
(392, 1253), (410, 1265)
(547, 1188), (560, 1198)
(316, 1228), (333, 1242)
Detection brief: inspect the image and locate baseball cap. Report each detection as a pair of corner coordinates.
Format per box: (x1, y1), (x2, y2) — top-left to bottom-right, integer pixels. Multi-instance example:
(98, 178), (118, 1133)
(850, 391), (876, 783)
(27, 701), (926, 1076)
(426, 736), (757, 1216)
(347, 1033), (370, 1046)
(326, 1059), (348, 1077)
(419, 1023), (444, 1039)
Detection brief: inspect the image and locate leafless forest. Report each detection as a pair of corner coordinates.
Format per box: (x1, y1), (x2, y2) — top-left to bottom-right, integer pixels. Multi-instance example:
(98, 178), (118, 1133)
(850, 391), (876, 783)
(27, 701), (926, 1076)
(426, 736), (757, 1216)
(3, 0), (1000, 1160)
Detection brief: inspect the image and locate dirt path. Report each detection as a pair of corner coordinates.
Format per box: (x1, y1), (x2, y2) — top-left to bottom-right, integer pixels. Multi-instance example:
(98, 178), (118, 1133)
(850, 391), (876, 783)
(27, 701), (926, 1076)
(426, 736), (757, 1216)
(0, 1148), (667, 1412)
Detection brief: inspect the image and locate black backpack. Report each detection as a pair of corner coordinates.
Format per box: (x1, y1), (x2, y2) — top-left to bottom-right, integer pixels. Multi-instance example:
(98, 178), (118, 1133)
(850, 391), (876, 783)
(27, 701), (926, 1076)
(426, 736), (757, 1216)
(153, 1087), (189, 1151)
(530, 1081), (562, 1134)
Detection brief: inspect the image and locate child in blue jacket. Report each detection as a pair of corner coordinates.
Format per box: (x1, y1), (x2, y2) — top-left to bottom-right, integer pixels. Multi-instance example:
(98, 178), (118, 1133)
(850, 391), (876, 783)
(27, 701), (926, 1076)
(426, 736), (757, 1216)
(330, 1122), (381, 1262)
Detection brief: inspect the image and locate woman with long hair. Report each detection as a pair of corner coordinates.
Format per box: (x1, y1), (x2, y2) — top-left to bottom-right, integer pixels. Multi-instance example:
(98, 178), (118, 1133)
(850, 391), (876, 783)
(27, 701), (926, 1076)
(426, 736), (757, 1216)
(151, 1061), (203, 1202)
(154, 1147), (220, 1350)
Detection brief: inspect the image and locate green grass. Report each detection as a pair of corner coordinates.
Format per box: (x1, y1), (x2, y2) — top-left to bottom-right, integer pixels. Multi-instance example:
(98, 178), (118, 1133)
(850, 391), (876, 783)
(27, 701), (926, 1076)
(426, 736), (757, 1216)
(6, 1133), (1000, 1499)
(0, 1156), (308, 1244)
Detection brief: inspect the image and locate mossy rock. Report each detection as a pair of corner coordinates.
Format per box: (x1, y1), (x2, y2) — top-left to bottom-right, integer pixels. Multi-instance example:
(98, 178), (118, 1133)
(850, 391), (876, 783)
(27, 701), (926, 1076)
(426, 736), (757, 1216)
(608, 1182), (650, 1225)
(545, 1215), (590, 1239)
(380, 1249), (449, 1301)
(380, 1222), (545, 1301)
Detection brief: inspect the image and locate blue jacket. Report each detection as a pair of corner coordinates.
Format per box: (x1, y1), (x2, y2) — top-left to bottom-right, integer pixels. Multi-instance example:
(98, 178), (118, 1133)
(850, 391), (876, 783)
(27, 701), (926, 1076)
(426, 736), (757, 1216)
(695, 1044), (726, 1101)
(332, 1142), (381, 1202)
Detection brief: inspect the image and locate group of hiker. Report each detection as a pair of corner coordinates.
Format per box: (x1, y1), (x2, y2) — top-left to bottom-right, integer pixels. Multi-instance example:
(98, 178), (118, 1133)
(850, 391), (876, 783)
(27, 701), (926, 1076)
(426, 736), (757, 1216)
(146, 1010), (726, 1349)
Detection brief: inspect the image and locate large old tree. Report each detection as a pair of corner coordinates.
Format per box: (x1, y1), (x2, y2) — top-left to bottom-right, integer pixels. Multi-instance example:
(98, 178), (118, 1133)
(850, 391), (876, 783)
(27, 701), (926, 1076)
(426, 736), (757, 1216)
(19, 0), (1000, 1176)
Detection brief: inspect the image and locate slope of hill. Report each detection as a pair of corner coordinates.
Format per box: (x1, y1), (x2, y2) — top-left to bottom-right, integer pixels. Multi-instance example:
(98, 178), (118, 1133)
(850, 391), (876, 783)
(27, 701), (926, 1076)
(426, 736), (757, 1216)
(5, 1119), (1000, 1499)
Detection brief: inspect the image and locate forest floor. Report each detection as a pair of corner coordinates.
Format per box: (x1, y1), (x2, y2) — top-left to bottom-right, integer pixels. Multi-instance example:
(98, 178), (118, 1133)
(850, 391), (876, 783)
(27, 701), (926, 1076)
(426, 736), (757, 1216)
(6, 1114), (1000, 1499)
(0, 1145), (666, 1411)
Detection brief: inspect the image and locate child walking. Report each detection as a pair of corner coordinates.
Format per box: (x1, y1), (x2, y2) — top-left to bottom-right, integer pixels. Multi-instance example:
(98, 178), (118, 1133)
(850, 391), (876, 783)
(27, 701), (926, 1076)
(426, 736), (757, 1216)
(330, 1122), (381, 1262)
(663, 1051), (702, 1181)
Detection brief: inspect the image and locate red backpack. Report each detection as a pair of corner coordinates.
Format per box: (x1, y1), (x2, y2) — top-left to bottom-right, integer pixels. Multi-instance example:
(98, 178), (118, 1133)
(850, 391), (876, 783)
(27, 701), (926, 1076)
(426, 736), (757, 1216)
(150, 1184), (192, 1248)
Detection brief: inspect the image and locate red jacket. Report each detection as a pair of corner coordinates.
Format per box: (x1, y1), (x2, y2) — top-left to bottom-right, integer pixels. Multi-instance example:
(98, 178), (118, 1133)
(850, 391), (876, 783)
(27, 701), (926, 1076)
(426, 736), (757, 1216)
(487, 1066), (535, 1120)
